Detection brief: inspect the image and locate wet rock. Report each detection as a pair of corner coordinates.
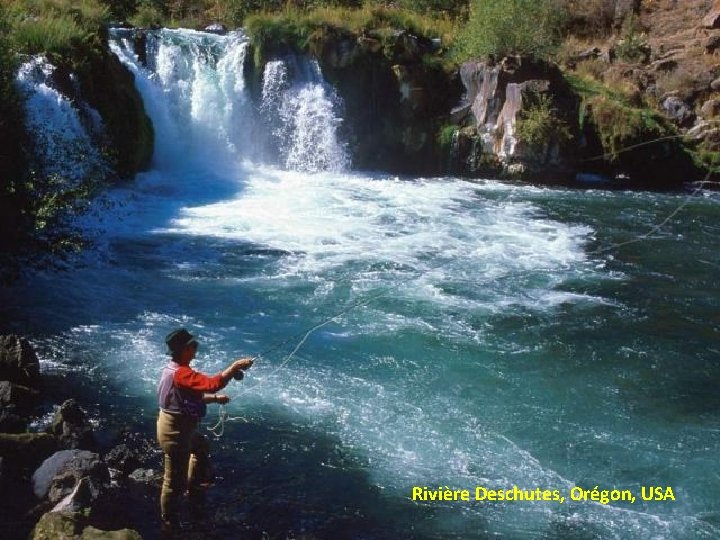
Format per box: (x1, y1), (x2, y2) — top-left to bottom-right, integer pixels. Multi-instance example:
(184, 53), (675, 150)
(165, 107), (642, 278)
(31, 511), (142, 540)
(32, 449), (109, 502)
(128, 468), (158, 483)
(0, 404), (29, 433)
(49, 399), (95, 450)
(0, 433), (57, 474)
(0, 380), (40, 408)
(0, 335), (41, 387)
(204, 23), (227, 35)
(51, 475), (99, 512)
(104, 433), (156, 477)
(80, 525), (142, 539)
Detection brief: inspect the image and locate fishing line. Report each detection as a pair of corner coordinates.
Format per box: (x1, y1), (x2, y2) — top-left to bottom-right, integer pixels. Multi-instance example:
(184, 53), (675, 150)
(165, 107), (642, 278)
(207, 163), (718, 436)
(586, 177), (715, 256)
(206, 278), (415, 436)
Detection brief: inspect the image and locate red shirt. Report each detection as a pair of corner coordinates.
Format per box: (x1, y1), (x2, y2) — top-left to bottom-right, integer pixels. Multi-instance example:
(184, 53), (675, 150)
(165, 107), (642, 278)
(173, 365), (224, 393)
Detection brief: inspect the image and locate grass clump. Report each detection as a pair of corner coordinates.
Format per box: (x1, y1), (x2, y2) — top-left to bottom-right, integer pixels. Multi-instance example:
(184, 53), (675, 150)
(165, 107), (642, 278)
(5, 0), (110, 55)
(585, 95), (670, 161)
(245, 4), (459, 63)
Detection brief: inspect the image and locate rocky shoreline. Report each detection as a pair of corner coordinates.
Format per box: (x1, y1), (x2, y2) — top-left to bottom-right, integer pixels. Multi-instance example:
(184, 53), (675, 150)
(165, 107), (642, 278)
(0, 334), (158, 540)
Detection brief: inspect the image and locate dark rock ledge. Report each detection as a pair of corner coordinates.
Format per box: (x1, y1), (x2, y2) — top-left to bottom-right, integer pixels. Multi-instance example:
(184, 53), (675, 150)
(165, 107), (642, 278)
(0, 335), (157, 540)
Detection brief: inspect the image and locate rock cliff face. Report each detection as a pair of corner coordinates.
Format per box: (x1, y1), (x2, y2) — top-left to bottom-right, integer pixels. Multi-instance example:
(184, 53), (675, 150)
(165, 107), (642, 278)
(309, 29), (463, 174)
(449, 56), (579, 181)
(248, 26), (463, 174)
(53, 38), (154, 180)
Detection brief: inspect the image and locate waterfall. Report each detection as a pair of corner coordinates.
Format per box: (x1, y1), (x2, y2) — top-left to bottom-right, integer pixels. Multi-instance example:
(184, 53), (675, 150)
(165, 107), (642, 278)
(108, 27), (349, 173)
(15, 56), (109, 185)
(260, 56), (349, 172)
(109, 28), (253, 170)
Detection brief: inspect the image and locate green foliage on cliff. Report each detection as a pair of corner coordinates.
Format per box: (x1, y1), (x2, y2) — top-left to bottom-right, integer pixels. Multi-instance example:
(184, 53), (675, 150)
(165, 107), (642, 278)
(5, 0), (110, 56)
(456, 0), (566, 60)
(516, 93), (571, 148)
(245, 4), (458, 64)
(1, 0), (154, 280)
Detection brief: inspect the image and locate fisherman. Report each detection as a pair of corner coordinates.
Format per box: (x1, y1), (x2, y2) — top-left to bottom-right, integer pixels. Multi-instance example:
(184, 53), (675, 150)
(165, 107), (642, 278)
(157, 328), (253, 531)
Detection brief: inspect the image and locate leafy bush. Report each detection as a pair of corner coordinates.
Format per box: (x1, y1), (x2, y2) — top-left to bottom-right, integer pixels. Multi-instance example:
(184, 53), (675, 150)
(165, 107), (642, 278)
(455, 0), (566, 60)
(614, 14), (649, 63)
(129, 0), (166, 26)
(516, 92), (571, 148)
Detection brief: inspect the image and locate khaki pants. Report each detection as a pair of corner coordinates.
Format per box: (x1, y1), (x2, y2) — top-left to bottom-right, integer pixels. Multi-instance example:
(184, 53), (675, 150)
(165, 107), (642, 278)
(157, 410), (211, 523)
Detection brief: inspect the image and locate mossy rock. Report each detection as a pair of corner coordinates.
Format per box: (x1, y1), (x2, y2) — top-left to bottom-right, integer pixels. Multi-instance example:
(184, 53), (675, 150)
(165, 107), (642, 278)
(31, 512), (80, 540)
(80, 525), (142, 540)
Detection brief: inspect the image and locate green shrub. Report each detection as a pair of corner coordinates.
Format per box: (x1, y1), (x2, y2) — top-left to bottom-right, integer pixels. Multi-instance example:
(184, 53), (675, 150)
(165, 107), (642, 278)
(129, 0), (166, 26)
(587, 95), (668, 160)
(437, 124), (458, 151)
(614, 15), (649, 63)
(455, 0), (566, 60)
(516, 92), (571, 148)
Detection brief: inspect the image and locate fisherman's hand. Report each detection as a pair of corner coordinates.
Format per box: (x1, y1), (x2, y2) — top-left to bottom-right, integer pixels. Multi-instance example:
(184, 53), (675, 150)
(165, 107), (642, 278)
(215, 394), (230, 405)
(232, 357), (254, 372)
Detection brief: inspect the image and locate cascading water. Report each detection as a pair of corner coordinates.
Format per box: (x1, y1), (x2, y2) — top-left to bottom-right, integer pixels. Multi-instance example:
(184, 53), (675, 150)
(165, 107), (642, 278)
(109, 28), (348, 173)
(15, 56), (109, 184)
(3, 26), (720, 540)
(260, 56), (349, 172)
(110, 28), (254, 170)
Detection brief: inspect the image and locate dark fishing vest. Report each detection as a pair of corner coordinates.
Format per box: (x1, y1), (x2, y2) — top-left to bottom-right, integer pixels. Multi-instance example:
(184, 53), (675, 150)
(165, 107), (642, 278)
(158, 361), (207, 419)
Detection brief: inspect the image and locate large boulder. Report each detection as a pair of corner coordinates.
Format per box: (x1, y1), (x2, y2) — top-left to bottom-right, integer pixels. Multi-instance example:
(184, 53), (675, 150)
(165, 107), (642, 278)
(104, 432), (156, 477)
(0, 335), (41, 387)
(32, 449), (109, 503)
(451, 56), (578, 180)
(49, 399), (96, 450)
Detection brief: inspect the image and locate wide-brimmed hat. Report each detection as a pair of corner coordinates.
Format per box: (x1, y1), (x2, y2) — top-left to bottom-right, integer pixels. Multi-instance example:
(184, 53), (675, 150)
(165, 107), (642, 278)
(165, 328), (198, 355)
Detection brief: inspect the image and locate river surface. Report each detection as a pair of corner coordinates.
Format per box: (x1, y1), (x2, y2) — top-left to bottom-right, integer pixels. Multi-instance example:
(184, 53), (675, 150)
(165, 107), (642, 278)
(3, 28), (720, 540)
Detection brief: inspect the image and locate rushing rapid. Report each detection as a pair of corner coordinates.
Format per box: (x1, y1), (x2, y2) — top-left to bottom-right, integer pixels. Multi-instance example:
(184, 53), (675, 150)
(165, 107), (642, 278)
(3, 27), (719, 539)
